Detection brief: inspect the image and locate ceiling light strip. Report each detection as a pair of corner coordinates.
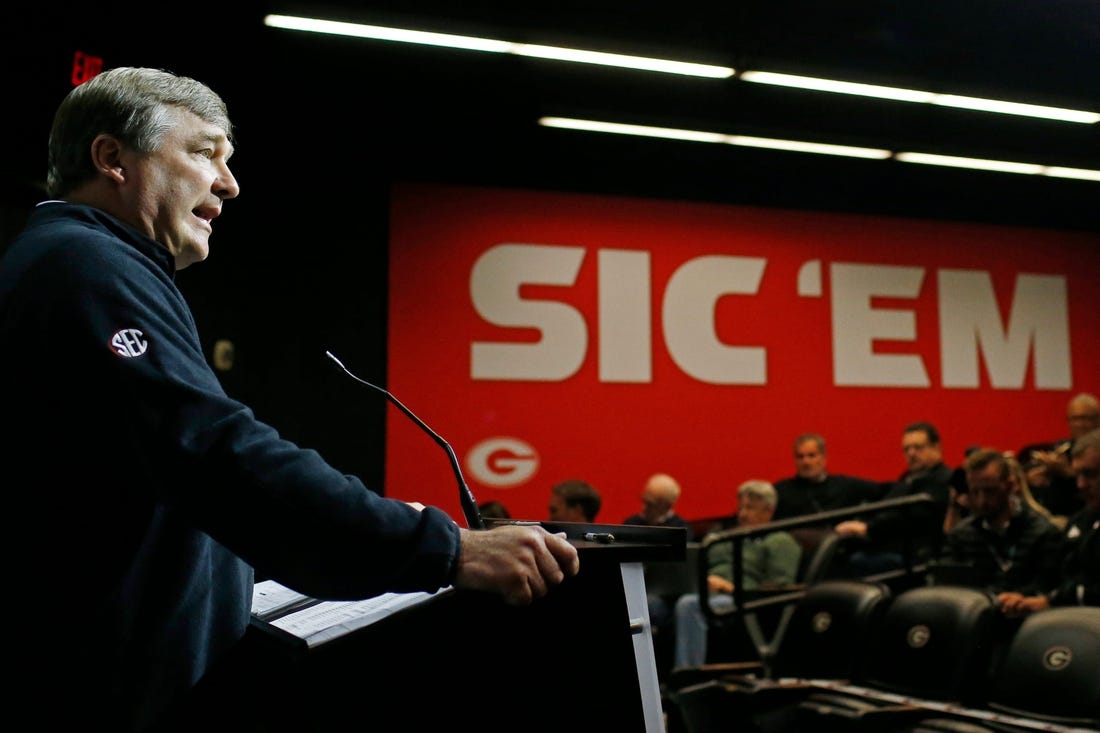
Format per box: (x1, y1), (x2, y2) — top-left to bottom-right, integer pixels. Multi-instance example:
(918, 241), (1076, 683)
(539, 117), (727, 143)
(727, 135), (890, 159)
(894, 152), (1043, 175)
(740, 71), (1099, 124)
(740, 71), (932, 104)
(263, 15), (733, 78)
(539, 117), (1100, 181)
(539, 118), (889, 158)
(1045, 167), (1100, 182)
(929, 95), (1098, 123)
(265, 15), (1098, 123)
(511, 44), (732, 77)
(264, 15), (510, 52)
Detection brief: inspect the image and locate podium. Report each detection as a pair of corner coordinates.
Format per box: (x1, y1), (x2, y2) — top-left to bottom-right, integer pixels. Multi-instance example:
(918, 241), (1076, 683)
(237, 522), (686, 732)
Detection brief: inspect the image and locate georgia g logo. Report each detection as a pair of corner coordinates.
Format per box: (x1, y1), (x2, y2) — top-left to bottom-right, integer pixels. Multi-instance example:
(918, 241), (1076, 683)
(906, 624), (931, 648)
(1042, 646), (1072, 671)
(466, 437), (539, 488)
(110, 328), (148, 358)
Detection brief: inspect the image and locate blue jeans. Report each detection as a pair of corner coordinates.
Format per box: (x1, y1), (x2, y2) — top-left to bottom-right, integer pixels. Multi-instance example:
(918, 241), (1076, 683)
(672, 592), (735, 669)
(649, 593), (673, 631)
(845, 550), (904, 576)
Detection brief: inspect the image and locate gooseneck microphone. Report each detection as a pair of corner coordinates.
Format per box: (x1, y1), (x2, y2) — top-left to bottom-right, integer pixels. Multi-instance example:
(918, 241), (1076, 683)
(325, 350), (485, 530)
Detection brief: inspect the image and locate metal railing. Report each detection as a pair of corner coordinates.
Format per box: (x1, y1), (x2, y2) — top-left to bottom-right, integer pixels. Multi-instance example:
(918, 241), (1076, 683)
(698, 492), (934, 622)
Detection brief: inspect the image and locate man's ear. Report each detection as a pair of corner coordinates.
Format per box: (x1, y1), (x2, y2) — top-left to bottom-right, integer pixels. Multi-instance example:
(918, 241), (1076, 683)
(89, 134), (127, 184)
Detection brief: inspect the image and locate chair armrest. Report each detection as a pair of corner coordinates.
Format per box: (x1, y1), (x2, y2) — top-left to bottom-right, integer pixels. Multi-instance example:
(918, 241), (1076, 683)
(666, 661), (765, 690)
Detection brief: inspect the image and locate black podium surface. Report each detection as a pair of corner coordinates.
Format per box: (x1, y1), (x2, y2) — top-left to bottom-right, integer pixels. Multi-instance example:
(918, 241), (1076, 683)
(238, 522), (685, 733)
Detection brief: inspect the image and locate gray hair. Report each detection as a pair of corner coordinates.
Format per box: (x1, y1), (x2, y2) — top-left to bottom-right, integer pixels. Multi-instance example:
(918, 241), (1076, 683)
(738, 479), (777, 510)
(46, 67), (232, 197)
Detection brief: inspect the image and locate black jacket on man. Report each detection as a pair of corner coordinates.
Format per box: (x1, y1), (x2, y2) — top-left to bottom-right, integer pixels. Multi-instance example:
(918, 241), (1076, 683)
(866, 462), (954, 559)
(1049, 505), (1100, 607)
(772, 474), (887, 522)
(0, 203), (461, 731)
(938, 505), (1065, 596)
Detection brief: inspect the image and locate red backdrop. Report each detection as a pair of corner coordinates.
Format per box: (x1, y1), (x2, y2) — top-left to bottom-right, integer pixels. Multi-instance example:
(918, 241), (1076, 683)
(386, 183), (1100, 526)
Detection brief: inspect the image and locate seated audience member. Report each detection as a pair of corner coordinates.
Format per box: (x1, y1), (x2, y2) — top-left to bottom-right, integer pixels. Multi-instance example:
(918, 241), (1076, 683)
(772, 433), (886, 522)
(623, 472), (693, 536)
(943, 445), (981, 532)
(478, 500), (512, 521)
(934, 448), (1063, 607)
(548, 479), (602, 522)
(623, 473), (694, 677)
(1010, 456), (1058, 525)
(835, 421), (953, 575)
(944, 454), (1056, 533)
(1000, 427), (1100, 615)
(672, 480), (801, 669)
(1017, 392), (1099, 520)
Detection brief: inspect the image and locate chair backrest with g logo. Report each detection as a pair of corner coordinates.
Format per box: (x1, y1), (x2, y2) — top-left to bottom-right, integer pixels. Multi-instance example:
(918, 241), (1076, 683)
(986, 605), (1100, 727)
(860, 585), (1000, 706)
(793, 585), (1002, 732)
(770, 579), (892, 681)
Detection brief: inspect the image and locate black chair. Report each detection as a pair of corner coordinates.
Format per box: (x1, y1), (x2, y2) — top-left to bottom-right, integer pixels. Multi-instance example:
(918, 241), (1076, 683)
(665, 580), (892, 733)
(983, 605), (1100, 728)
(894, 606), (1100, 732)
(701, 526), (852, 666)
(697, 495), (935, 670)
(790, 526), (847, 584)
(795, 585), (1002, 732)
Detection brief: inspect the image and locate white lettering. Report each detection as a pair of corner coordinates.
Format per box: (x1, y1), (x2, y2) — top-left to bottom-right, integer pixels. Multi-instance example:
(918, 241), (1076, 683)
(797, 259), (823, 297)
(599, 249), (652, 383)
(831, 263), (930, 387)
(938, 270), (1071, 389)
(470, 244), (586, 381)
(465, 245), (1074, 390)
(110, 328), (148, 358)
(663, 255), (767, 384)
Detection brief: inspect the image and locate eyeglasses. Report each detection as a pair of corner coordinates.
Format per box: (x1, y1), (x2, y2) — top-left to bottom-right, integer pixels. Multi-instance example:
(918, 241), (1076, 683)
(902, 442), (930, 452)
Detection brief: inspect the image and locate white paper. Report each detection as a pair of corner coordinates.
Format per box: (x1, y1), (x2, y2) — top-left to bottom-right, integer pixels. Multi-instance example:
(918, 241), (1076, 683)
(252, 579), (454, 647)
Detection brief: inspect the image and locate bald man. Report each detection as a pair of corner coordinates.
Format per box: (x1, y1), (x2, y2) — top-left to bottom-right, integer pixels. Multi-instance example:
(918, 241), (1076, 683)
(624, 472), (693, 538)
(1018, 392), (1100, 519)
(625, 473), (694, 679)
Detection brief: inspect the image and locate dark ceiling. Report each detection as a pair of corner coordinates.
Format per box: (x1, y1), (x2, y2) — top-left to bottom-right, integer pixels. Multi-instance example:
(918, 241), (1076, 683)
(7, 0), (1100, 233)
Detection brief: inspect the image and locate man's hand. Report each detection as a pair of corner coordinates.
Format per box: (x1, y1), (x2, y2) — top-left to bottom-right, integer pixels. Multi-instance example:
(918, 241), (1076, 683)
(454, 525), (580, 605)
(835, 520), (868, 537)
(707, 574), (734, 594)
(997, 591), (1051, 616)
(1029, 449), (1073, 482)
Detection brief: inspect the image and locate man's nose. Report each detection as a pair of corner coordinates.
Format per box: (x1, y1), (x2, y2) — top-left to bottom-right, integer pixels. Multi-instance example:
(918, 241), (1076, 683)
(215, 162), (240, 200)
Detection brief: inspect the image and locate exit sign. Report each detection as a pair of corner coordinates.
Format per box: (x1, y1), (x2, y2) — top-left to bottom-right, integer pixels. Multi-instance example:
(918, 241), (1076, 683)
(72, 51), (103, 86)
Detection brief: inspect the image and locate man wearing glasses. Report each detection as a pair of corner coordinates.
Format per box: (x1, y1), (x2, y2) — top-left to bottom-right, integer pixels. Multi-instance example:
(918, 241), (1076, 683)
(834, 421), (953, 576)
